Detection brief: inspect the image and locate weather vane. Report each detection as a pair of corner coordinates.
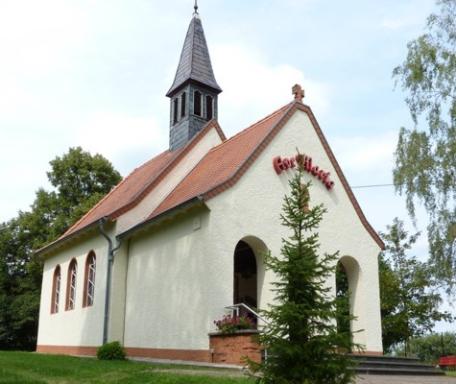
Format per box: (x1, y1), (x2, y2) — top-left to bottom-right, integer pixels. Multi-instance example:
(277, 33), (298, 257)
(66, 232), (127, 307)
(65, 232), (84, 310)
(194, 0), (199, 14)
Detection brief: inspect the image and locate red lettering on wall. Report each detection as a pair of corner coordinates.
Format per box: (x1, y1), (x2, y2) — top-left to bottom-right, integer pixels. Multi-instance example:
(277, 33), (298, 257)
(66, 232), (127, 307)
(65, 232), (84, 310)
(272, 154), (335, 191)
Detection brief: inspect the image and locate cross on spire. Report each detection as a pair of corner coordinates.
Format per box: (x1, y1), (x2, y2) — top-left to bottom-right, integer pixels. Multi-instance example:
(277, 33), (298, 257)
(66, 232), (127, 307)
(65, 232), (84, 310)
(292, 84), (305, 102)
(194, 0), (199, 14)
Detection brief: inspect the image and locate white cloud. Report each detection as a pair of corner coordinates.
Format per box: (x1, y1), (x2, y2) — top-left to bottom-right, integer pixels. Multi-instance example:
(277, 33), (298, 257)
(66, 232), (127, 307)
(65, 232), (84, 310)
(379, 0), (434, 31)
(381, 16), (422, 31)
(331, 130), (397, 173)
(74, 112), (167, 167)
(0, 1), (88, 119)
(0, 1), (87, 74)
(212, 44), (331, 135)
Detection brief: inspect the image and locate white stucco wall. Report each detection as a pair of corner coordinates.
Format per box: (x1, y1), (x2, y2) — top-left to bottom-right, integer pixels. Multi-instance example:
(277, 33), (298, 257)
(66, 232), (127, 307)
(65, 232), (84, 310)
(37, 234), (109, 347)
(108, 238), (129, 343)
(205, 110), (383, 352)
(117, 126), (222, 234)
(121, 108), (383, 353)
(123, 210), (228, 350)
(37, 126), (222, 350)
(38, 107), (383, 354)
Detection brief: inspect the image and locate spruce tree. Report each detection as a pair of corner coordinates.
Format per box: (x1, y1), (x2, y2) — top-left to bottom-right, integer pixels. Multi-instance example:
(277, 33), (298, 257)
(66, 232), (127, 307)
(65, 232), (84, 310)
(257, 164), (357, 384)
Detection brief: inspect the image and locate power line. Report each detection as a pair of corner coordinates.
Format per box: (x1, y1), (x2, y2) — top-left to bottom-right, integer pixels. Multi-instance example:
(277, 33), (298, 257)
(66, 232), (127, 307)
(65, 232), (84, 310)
(350, 183), (395, 189)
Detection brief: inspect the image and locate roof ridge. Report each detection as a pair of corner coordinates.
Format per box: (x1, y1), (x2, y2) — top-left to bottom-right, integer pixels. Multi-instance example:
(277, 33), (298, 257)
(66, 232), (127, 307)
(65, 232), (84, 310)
(130, 149), (170, 173)
(126, 150), (181, 203)
(62, 149), (171, 237)
(200, 102), (296, 195)
(126, 118), (222, 204)
(62, 172), (128, 236)
(148, 102), (295, 220)
(107, 119), (223, 220)
(208, 102), (293, 153)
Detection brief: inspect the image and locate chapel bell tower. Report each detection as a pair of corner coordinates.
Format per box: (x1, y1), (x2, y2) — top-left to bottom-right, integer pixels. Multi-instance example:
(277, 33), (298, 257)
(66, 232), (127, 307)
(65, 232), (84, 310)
(166, 2), (222, 151)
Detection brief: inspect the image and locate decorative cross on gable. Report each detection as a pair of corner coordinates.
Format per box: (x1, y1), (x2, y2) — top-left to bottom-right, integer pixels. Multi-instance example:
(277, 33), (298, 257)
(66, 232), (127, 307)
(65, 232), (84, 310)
(292, 84), (305, 102)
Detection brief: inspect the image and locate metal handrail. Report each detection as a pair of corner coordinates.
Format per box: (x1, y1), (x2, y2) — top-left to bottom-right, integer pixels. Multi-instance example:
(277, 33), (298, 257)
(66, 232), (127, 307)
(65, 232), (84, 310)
(224, 303), (270, 362)
(225, 303), (269, 325)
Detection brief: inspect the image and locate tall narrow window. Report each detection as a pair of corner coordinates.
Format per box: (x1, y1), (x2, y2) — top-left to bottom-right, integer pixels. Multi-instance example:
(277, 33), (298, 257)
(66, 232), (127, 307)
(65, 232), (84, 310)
(83, 251), (96, 307)
(66, 259), (77, 311)
(194, 91), (202, 116)
(206, 95), (213, 120)
(181, 92), (186, 118)
(51, 265), (61, 314)
(173, 98), (179, 124)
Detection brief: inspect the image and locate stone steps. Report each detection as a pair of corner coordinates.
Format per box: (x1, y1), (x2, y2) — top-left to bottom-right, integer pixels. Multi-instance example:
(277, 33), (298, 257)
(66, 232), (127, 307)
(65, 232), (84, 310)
(350, 355), (444, 376)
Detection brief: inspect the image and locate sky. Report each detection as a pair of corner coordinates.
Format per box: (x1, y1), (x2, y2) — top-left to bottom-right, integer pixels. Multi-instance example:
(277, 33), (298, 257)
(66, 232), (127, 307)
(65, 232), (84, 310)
(0, 0), (452, 330)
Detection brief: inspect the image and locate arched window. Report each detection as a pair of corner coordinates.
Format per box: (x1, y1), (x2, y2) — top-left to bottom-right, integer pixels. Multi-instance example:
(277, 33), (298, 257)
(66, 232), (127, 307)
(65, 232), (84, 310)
(181, 92), (186, 118)
(51, 265), (61, 314)
(173, 98), (179, 124)
(83, 251), (96, 307)
(66, 259), (78, 311)
(194, 90), (202, 116)
(206, 95), (213, 120)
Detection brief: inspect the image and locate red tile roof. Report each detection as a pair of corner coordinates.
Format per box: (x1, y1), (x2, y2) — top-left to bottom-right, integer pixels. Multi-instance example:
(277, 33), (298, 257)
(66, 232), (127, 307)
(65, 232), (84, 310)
(150, 102), (294, 218)
(145, 101), (384, 250)
(64, 149), (181, 237)
(63, 120), (225, 238)
(45, 100), (383, 255)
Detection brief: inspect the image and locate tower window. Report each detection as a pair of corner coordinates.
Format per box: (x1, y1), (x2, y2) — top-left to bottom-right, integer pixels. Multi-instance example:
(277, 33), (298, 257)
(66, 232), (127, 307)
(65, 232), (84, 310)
(194, 91), (202, 116)
(206, 96), (213, 120)
(66, 259), (77, 311)
(173, 98), (179, 124)
(181, 92), (186, 118)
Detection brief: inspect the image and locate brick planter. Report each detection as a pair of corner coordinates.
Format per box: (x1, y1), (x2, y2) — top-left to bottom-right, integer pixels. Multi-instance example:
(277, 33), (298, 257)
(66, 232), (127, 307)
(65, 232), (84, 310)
(209, 330), (262, 366)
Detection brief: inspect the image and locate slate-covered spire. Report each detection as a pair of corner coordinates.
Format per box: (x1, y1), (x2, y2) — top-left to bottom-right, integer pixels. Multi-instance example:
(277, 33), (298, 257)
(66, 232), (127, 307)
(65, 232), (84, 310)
(166, 12), (221, 97)
(167, 7), (222, 151)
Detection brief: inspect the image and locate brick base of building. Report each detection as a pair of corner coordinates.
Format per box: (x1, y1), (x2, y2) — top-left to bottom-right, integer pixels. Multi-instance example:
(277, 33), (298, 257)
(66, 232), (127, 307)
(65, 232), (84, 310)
(209, 330), (262, 366)
(37, 343), (382, 365)
(36, 345), (98, 356)
(36, 345), (211, 362)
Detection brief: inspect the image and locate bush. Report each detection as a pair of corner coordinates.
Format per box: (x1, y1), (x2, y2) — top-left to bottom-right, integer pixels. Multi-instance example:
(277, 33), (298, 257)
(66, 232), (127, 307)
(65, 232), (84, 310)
(96, 341), (126, 360)
(392, 333), (456, 364)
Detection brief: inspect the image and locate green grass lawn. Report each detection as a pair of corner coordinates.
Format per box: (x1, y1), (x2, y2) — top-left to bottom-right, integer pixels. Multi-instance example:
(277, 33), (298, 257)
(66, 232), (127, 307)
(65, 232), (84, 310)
(0, 351), (254, 384)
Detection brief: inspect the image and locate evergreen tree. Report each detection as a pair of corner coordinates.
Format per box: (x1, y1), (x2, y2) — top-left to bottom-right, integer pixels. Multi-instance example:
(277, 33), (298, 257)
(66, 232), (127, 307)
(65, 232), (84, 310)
(257, 164), (356, 384)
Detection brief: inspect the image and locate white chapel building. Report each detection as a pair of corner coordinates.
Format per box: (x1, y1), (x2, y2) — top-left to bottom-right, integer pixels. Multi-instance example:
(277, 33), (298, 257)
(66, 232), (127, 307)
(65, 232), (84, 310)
(36, 6), (384, 361)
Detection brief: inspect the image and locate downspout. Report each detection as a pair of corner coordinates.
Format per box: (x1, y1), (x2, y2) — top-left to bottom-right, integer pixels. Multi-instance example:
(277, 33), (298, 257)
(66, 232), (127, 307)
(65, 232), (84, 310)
(99, 218), (122, 345)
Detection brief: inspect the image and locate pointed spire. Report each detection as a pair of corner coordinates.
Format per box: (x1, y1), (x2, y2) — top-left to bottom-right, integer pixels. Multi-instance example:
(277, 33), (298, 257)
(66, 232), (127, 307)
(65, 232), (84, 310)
(166, 10), (221, 97)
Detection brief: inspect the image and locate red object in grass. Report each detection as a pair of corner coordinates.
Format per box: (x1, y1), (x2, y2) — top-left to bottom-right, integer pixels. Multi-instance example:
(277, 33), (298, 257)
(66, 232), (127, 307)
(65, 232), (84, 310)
(439, 356), (456, 367)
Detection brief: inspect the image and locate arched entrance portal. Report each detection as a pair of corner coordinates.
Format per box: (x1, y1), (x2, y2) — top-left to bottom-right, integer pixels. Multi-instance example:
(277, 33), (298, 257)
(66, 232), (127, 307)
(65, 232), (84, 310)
(336, 256), (361, 346)
(233, 240), (257, 309)
(336, 262), (350, 335)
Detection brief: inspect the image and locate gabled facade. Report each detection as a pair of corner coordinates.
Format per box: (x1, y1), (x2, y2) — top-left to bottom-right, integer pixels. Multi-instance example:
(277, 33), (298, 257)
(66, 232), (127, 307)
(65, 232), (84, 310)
(36, 6), (384, 360)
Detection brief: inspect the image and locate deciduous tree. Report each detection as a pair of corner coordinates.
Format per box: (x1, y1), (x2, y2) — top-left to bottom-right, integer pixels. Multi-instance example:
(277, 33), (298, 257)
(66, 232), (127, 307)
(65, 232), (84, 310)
(379, 218), (452, 354)
(0, 147), (121, 350)
(393, 0), (456, 286)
